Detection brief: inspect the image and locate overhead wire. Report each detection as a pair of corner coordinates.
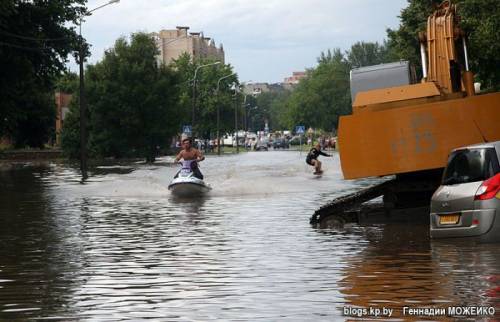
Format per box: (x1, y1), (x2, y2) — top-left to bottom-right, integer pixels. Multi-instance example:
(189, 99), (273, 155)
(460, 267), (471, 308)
(0, 40), (50, 51)
(0, 28), (79, 52)
(0, 29), (70, 42)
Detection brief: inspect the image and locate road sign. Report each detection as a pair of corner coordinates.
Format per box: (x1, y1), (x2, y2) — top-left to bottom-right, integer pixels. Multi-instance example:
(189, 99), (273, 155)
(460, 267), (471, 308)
(295, 125), (305, 134)
(182, 125), (192, 134)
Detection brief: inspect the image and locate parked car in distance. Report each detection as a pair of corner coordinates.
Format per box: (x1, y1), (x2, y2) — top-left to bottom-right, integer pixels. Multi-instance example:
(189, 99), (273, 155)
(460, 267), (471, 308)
(430, 141), (500, 242)
(254, 140), (268, 151)
(273, 138), (289, 149)
(289, 136), (303, 145)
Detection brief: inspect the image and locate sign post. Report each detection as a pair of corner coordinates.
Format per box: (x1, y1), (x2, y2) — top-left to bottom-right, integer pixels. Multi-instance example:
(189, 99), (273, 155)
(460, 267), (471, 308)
(182, 125), (192, 136)
(295, 125), (305, 156)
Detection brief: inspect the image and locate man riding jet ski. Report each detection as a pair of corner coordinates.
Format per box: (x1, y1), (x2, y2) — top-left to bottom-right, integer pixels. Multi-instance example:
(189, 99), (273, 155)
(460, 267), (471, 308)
(174, 137), (205, 179)
(168, 137), (211, 196)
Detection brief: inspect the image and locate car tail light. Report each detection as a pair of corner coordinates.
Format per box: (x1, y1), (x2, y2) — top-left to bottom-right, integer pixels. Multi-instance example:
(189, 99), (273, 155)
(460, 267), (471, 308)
(475, 173), (500, 200)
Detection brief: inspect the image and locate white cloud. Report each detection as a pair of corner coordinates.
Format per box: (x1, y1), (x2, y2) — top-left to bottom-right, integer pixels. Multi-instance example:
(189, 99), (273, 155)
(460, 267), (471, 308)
(75, 0), (406, 82)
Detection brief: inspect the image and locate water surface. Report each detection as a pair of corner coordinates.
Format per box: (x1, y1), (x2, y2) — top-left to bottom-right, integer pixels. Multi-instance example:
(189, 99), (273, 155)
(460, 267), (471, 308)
(0, 151), (498, 321)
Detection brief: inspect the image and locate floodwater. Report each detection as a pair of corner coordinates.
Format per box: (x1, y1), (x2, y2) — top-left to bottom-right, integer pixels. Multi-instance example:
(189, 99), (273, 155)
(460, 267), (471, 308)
(0, 151), (498, 321)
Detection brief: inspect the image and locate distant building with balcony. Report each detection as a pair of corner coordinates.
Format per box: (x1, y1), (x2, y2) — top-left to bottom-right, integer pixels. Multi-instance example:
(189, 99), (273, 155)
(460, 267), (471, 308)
(152, 26), (225, 65)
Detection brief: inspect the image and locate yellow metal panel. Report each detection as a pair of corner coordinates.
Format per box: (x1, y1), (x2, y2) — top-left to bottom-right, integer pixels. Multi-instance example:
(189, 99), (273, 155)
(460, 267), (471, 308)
(353, 83), (441, 108)
(339, 93), (500, 179)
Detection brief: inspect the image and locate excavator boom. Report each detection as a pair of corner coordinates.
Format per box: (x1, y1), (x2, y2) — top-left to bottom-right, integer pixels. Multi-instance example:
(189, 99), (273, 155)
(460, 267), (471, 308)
(338, 0), (500, 180)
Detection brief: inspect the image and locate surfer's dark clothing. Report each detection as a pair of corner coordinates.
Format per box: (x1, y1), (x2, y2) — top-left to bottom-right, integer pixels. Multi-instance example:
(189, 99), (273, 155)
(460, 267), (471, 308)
(306, 148), (330, 165)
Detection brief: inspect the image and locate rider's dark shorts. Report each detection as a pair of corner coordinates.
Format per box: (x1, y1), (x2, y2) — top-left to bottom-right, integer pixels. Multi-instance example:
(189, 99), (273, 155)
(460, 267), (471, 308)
(306, 158), (314, 166)
(191, 162), (204, 180)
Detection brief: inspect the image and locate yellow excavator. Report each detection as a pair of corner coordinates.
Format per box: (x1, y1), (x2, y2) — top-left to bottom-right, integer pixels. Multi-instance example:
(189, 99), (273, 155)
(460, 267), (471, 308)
(312, 1), (500, 225)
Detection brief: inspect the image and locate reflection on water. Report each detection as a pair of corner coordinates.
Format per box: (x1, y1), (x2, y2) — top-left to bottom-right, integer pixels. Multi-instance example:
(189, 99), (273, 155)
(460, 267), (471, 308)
(339, 224), (500, 320)
(0, 152), (498, 321)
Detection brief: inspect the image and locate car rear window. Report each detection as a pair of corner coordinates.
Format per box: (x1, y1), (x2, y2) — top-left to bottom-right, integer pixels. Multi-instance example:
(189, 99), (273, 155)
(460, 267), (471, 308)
(442, 148), (500, 185)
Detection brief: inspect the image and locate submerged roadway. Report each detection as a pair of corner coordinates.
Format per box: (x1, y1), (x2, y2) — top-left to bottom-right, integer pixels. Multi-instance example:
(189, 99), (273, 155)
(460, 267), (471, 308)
(0, 151), (498, 320)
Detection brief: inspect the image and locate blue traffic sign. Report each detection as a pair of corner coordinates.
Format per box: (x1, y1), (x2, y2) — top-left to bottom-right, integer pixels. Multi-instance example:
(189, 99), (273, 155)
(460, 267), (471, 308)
(182, 125), (192, 134)
(295, 125), (305, 134)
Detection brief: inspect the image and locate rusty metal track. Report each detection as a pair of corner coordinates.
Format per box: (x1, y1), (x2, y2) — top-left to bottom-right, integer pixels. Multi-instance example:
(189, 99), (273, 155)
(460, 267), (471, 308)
(310, 179), (396, 225)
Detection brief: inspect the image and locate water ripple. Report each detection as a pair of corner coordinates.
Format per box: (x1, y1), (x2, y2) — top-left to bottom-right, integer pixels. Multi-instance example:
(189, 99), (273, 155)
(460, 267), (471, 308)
(1, 152), (499, 321)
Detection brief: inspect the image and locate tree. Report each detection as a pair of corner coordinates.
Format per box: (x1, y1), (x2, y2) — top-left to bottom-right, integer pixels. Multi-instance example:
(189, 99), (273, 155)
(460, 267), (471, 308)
(170, 54), (239, 138)
(60, 97), (81, 159)
(253, 92), (274, 131)
(458, 0), (500, 90)
(346, 41), (392, 68)
(386, 0), (437, 75)
(386, 0), (500, 90)
(268, 90), (292, 131)
(285, 49), (351, 131)
(253, 90), (291, 131)
(62, 32), (180, 162)
(55, 71), (79, 93)
(0, 0), (86, 147)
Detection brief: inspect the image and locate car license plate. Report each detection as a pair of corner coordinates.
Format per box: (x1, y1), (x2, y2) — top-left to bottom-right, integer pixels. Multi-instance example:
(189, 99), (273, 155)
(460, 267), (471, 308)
(439, 214), (460, 225)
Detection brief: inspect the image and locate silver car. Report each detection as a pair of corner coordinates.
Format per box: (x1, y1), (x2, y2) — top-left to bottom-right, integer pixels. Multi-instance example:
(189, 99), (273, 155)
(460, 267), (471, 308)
(430, 141), (500, 241)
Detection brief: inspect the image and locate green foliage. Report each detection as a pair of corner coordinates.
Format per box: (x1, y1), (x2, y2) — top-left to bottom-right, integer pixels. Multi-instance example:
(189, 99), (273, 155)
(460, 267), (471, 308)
(170, 54), (239, 138)
(9, 89), (56, 148)
(347, 41), (393, 68)
(253, 91), (291, 131)
(62, 32), (180, 162)
(60, 97), (81, 158)
(458, 0), (500, 90)
(386, 0), (500, 90)
(386, 0), (438, 74)
(55, 71), (79, 93)
(277, 0), (500, 132)
(0, 0), (86, 145)
(284, 49), (351, 131)
(280, 41), (389, 132)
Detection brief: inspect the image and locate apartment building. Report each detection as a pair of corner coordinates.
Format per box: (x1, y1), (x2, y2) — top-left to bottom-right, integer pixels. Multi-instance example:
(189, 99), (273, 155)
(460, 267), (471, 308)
(152, 26), (225, 65)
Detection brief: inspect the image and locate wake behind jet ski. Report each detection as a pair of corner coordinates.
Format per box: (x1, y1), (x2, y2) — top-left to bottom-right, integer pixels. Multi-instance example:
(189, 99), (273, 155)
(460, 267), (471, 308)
(168, 137), (211, 197)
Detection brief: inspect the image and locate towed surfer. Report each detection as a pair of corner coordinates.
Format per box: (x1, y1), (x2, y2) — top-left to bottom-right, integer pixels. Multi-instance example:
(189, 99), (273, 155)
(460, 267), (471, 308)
(306, 143), (332, 175)
(174, 137), (205, 179)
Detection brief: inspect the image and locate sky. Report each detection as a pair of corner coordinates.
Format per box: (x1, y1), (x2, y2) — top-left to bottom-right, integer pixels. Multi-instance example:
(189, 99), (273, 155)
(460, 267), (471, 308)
(75, 0), (408, 83)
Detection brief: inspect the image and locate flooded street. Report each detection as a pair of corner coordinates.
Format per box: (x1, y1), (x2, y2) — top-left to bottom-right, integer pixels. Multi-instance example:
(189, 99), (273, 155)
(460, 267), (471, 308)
(1, 151), (499, 321)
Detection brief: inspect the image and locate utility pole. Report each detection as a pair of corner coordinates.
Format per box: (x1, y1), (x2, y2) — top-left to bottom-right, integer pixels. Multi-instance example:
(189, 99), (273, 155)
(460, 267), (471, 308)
(241, 95), (248, 150)
(191, 78), (196, 130)
(234, 94), (239, 153)
(79, 22), (87, 179)
(215, 73), (236, 156)
(78, 0), (120, 180)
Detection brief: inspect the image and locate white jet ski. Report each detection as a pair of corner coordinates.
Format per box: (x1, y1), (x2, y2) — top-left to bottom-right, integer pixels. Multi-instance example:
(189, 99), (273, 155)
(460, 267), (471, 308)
(168, 161), (211, 197)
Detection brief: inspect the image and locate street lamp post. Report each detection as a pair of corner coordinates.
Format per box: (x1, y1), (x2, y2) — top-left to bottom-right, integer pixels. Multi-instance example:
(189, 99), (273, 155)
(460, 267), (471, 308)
(231, 84), (240, 154)
(233, 93), (238, 153)
(243, 101), (248, 131)
(191, 61), (221, 137)
(239, 80), (252, 146)
(241, 95), (249, 151)
(215, 73), (236, 156)
(248, 105), (256, 131)
(78, 23), (87, 179)
(78, 0), (120, 179)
